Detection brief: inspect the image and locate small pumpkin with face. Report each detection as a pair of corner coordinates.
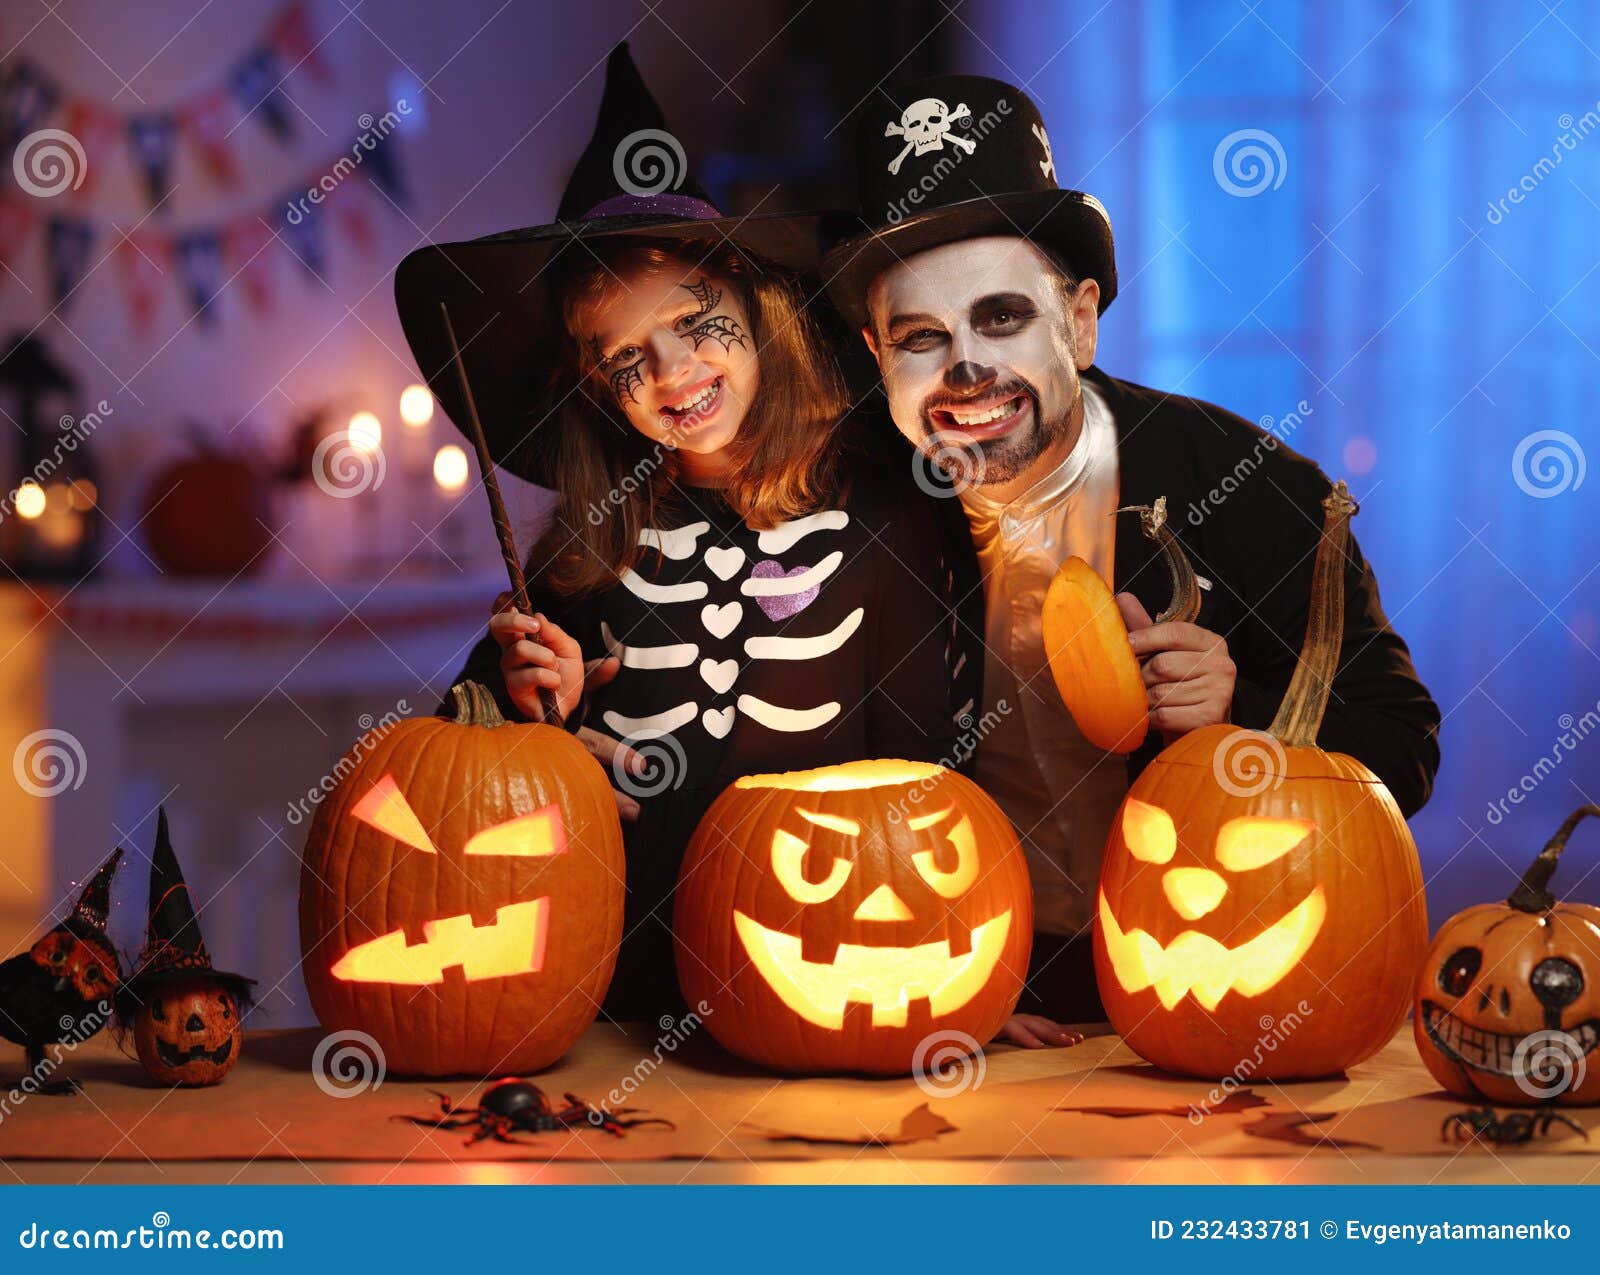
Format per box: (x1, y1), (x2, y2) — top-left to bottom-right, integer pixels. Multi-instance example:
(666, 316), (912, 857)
(1415, 806), (1600, 1106)
(299, 682), (625, 1077)
(117, 809), (256, 1088)
(134, 978), (242, 1087)
(1094, 484), (1428, 1079)
(674, 760), (1033, 1075)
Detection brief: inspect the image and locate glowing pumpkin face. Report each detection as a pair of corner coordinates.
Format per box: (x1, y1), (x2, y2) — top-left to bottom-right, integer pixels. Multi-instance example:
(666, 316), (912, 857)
(674, 761), (1033, 1075)
(1094, 724), (1428, 1081)
(299, 683), (625, 1077)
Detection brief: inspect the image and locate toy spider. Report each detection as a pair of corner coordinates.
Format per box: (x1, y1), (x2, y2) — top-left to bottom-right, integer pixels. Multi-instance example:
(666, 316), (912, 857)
(396, 1078), (674, 1146)
(1440, 1105), (1589, 1146)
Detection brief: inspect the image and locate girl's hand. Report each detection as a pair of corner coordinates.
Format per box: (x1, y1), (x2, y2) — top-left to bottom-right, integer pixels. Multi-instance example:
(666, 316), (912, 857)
(488, 593), (584, 723)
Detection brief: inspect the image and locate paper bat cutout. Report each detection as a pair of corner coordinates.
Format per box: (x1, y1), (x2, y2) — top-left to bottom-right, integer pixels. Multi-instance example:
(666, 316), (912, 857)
(1055, 1089), (1269, 1119)
(747, 1102), (955, 1147)
(1242, 1110), (1379, 1151)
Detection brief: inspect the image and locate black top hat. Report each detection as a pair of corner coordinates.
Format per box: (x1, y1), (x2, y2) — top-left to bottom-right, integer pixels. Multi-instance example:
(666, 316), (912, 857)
(821, 74), (1117, 327)
(115, 808), (255, 1023)
(63, 848), (121, 950)
(395, 42), (833, 485)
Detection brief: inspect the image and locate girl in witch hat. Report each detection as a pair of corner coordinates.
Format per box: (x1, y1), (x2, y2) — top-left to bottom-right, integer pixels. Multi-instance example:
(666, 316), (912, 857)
(0, 849), (123, 1094)
(397, 44), (974, 1019)
(116, 808), (255, 1087)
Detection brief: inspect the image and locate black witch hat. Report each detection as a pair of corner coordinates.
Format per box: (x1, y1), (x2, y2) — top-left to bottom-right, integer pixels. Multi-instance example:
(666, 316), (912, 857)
(821, 73), (1117, 327)
(115, 808), (255, 1025)
(62, 848), (121, 954)
(395, 42), (833, 486)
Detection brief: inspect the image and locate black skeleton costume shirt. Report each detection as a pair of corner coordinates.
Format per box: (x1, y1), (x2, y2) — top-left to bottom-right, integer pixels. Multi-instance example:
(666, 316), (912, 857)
(451, 438), (966, 1017)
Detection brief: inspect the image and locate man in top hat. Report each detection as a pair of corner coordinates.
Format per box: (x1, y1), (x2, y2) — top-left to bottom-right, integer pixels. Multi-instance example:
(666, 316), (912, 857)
(823, 75), (1440, 1040)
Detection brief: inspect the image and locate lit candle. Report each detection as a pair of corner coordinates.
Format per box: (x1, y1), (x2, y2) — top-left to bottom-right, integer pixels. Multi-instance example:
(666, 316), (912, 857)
(400, 384), (435, 429)
(433, 444), (468, 492)
(14, 480), (46, 520)
(348, 411), (382, 454)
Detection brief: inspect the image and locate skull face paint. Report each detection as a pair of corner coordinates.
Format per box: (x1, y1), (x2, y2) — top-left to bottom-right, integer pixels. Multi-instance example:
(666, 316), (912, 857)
(865, 235), (1096, 492)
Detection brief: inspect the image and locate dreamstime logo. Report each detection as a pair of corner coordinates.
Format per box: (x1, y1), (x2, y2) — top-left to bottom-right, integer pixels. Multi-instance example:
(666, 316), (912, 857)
(311, 1029), (386, 1098)
(914, 436), (987, 498)
(285, 701), (410, 826)
(1212, 128), (1287, 197)
(1512, 1029), (1587, 1102)
(312, 431), (386, 498)
(605, 1002), (711, 1109)
(1485, 700), (1600, 825)
(13, 728), (88, 797)
(1188, 1001), (1314, 1123)
(613, 129), (686, 197)
(911, 1029), (986, 1098)
(613, 732), (688, 799)
(12, 128), (87, 197)
(1511, 429), (1586, 498)
(1210, 728), (1286, 798)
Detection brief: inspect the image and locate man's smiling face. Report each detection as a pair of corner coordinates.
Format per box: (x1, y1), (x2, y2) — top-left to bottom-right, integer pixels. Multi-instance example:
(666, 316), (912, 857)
(864, 235), (1100, 493)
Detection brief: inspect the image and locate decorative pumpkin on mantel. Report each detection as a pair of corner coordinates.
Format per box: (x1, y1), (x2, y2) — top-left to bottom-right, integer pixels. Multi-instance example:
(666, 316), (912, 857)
(1043, 497), (1201, 754)
(1415, 805), (1600, 1106)
(1094, 482), (1428, 1080)
(299, 682), (624, 1077)
(674, 760), (1032, 1075)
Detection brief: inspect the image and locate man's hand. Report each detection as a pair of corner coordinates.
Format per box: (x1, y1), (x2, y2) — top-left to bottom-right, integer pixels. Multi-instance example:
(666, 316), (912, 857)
(995, 1014), (1085, 1049)
(1117, 593), (1236, 740)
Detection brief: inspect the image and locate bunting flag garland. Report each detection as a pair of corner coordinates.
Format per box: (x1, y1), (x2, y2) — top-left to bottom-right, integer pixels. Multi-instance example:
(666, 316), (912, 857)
(229, 47), (295, 144)
(223, 218), (279, 315)
(181, 90), (240, 187)
(1, 2), (329, 207)
(278, 196), (326, 282)
(18, 132), (407, 321)
(115, 233), (170, 330)
(174, 230), (225, 323)
(128, 114), (180, 207)
(46, 216), (95, 308)
(0, 60), (58, 154)
(267, 1), (333, 86)
(0, 198), (39, 289)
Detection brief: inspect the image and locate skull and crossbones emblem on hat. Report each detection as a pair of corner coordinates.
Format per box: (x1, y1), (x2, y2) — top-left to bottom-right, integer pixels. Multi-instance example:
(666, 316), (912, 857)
(884, 97), (977, 175)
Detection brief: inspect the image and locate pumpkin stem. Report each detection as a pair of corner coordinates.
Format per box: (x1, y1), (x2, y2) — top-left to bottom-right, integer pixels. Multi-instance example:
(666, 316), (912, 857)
(1507, 805), (1600, 913)
(1268, 481), (1358, 748)
(1118, 497), (1202, 625)
(445, 680), (509, 728)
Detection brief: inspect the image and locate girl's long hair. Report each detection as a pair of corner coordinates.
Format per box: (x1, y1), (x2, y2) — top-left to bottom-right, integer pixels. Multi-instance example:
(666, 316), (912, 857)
(525, 236), (847, 596)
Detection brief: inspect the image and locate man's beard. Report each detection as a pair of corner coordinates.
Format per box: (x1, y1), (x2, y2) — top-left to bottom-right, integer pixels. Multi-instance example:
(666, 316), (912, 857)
(921, 381), (1075, 489)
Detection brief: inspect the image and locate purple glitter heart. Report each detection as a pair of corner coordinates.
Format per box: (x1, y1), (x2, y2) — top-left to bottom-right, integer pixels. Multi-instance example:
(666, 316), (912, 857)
(750, 560), (818, 621)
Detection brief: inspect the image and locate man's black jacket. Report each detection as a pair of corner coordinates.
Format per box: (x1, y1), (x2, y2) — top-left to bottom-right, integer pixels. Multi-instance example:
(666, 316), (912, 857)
(934, 366), (1441, 817)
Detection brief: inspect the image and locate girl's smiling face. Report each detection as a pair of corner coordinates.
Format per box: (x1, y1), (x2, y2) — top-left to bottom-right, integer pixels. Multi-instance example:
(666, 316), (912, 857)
(571, 261), (760, 468)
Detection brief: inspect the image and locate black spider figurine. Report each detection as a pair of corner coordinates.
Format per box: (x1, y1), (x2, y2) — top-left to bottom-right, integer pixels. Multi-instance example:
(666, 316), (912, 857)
(1441, 1105), (1589, 1145)
(396, 1078), (674, 1145)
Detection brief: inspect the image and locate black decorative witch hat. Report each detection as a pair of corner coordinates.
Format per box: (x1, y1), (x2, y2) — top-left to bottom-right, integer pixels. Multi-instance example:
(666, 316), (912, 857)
(395, 42), (833, 485)
(821, 73), (1118, 327)
(115, 808), (255, 1025)
(62, 848), (121, 955)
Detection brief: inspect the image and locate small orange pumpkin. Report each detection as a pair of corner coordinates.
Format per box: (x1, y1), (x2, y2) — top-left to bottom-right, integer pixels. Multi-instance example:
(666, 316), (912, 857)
(674, 760), (1032, 1075)
(1094, 483), (1428, 1079)
(134, 978), (242, 1087)
(1043, 498), (1199, 754)
(1415, 806), (1600, 1106)
(299, 682), (624, 1077)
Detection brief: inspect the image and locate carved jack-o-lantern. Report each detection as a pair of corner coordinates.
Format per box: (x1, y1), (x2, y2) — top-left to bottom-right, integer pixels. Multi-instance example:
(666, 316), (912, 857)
(1094, 485), (1428, 1080)
(674, 760), (1033, 1075)
(134, 978), (241, 1087)
(299, 683), (625, 1077)
(1415, 806), (1600, 1106)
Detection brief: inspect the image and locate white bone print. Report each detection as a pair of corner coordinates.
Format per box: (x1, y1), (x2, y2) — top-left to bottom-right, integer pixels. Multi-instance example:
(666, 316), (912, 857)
(699, 658), (738, 694)
(602, 621), (697, 670)
(744, 608), (863, 661)
(737, 695), (840, 732)
(639, 521), (710, 560)
(621, 569), (707, 604)
(741, 551), (842, 597)
(603, 702), (697, 739)
(1033, 122), (1055, 182)
(702, 706), (736, 738)
(757, 509), (849, 554)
